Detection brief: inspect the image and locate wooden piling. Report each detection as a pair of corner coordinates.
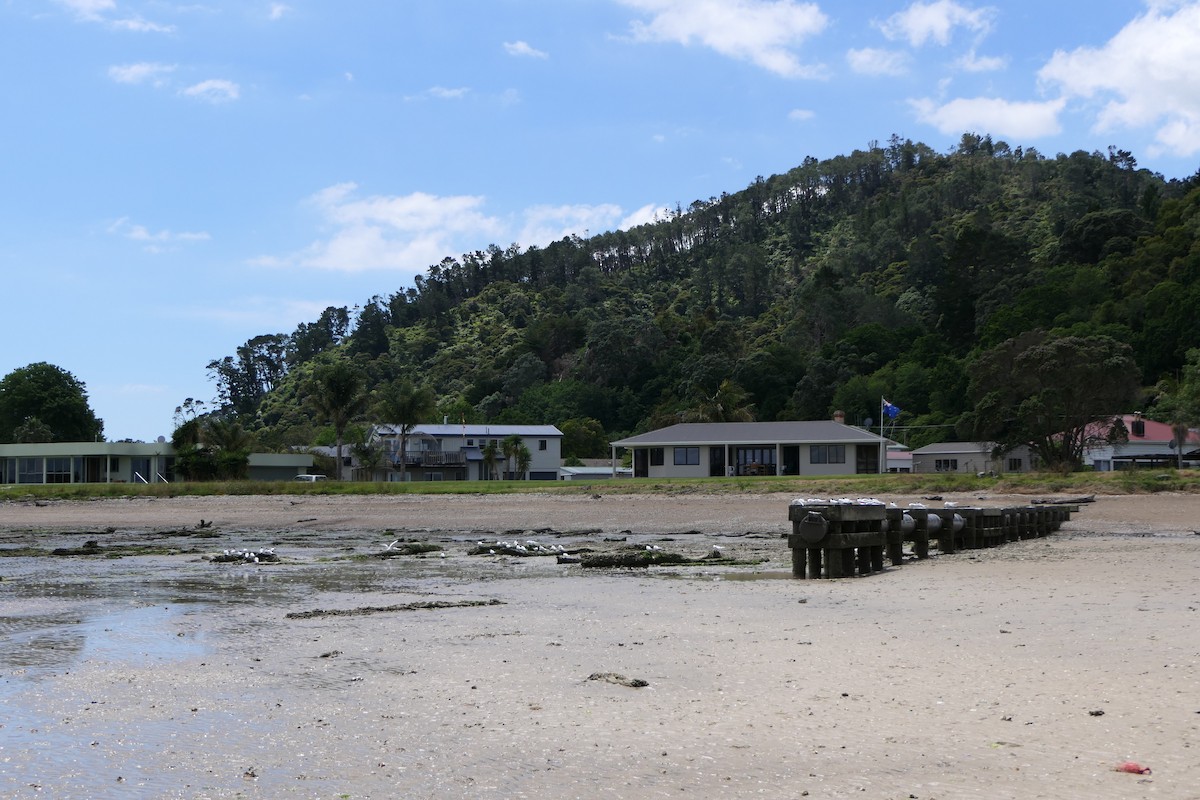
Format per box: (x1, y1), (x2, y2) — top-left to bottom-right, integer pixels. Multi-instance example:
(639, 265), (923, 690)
(787, 503), (887, 579)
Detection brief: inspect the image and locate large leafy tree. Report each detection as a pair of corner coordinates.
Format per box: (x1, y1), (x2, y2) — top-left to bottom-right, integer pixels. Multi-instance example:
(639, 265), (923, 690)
(374, 379), (436, 483)
(0, 362), (103, 443)
(208, 333), (289, 416)
(308, 361), (369, 480)
(559, 417), (607, 459)
(961, 331), (1141, 470)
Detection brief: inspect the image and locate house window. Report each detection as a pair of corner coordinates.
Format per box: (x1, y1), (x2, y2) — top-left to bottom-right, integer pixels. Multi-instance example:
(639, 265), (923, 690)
(736, 447), (777, 474)
(18, 458), (41, 484)
(935, 458), (959, 472)
(539, 439), (547, 451)
(674, 447), (700, 466)
(810, 445), (845, 464)
(649, 448), (664, 466)
(1007, 458), (1023, 472)
(45, 457), (72, 484)
(466, 439), (474, 447)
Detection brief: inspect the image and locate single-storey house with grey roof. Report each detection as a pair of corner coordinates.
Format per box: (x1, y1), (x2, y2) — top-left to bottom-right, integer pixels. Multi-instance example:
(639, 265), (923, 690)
(0, 441), (313, 485)
(909, 441), (1035, 475)
(610, 421), (889, 478)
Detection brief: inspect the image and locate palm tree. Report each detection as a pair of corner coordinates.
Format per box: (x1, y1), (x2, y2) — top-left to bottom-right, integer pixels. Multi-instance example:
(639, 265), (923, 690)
(204, 418), (255, 452)
(1154, 371), (1200, 468)
(682, 379), (756, 423)
(480, 438), (499, 480)
(515, 442), (532, 479)
(350, 438), (386, 481)
(204, 418), (255, 480)
(308, 361), (368, 480)
(374, 379), (436, 483)
(500, 434), (524, 479)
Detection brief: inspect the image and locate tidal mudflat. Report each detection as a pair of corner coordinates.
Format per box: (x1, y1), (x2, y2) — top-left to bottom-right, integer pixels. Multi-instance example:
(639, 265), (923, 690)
(1, 492), (1197, 799)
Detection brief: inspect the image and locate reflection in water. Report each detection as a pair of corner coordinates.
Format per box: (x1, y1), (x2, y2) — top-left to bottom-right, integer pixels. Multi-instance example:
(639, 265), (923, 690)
(1, 627), (86, 669)
(0, 603), (207, 675)
(714, 570), (794, 581)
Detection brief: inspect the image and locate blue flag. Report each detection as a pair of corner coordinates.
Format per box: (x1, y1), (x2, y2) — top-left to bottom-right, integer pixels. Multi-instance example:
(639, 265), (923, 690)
(882, 398), (901, 419)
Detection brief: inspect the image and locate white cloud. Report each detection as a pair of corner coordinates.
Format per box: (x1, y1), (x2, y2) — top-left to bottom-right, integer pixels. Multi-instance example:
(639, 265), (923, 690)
(110, 16), (174, 33)
(519, 204), (625, 247)
(108, 217), (211, 253)
(108, 62), (176, 86)
(846, 47), (909, 76)
(428, 86), (470, 99)
(56, 0), (174, 32)
(268, 3), (291, 21)
(1038, 2), (1200, 157)
(910, 95), (1066, 138)
(180, 79), (240, 103)
(617, 0), (829, 78)
(56, 0), (116, 21)
(504, 40), (549, 59)
(257, 183), (505, 274)
(880, 0), (993, 47)
(788, 108), (815, 121)
(620, 203), (669, 230)
(255, 179), (687, 274)
(956, 49), (1006, 72)
(256, 184), (659, 273)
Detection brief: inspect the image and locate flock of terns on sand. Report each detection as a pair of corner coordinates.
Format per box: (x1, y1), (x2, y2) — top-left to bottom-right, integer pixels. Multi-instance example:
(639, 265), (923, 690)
(216, 534), (739, 565)
(790, 497), (959, 508)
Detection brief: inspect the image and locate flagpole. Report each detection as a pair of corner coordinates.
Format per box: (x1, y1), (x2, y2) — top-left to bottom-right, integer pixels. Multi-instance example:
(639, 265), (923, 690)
(879, 396), (885, 474)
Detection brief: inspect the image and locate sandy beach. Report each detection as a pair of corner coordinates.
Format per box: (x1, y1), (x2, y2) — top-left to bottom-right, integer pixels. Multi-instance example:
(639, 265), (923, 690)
(1, 490), (1198, 799)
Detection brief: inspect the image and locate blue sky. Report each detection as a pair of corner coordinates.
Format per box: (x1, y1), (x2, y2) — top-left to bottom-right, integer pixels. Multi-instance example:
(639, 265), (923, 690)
(3, 0), (1199, 442)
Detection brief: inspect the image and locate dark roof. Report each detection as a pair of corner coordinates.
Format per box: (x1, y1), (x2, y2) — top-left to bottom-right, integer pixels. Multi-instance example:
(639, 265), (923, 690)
(911, 442), (995, 455)
(375, 423), (562, 437)
(611, 421), (883, 447)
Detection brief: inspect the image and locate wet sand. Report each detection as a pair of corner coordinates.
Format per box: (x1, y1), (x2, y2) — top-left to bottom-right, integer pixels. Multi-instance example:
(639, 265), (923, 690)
(1, 491), (1198, 799)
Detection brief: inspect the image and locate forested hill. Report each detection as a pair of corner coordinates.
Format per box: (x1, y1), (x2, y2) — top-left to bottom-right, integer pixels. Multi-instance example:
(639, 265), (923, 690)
(206, 134), (1200, 455)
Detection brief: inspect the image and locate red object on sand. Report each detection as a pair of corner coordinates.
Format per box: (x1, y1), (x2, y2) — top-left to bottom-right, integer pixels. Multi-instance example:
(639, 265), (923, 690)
(1114, 762), (1152, 774)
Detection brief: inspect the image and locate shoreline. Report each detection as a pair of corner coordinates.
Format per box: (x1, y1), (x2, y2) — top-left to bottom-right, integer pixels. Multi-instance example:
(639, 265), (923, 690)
(4, 490), (1200, 536)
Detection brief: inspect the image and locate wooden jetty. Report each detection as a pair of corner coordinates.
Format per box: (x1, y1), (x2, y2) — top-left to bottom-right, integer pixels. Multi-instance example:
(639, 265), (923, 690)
(788, 500), (1078, 578)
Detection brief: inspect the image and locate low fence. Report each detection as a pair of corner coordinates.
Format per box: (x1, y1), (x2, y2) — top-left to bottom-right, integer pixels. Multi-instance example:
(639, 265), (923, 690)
(786, 500), (1078, 579)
